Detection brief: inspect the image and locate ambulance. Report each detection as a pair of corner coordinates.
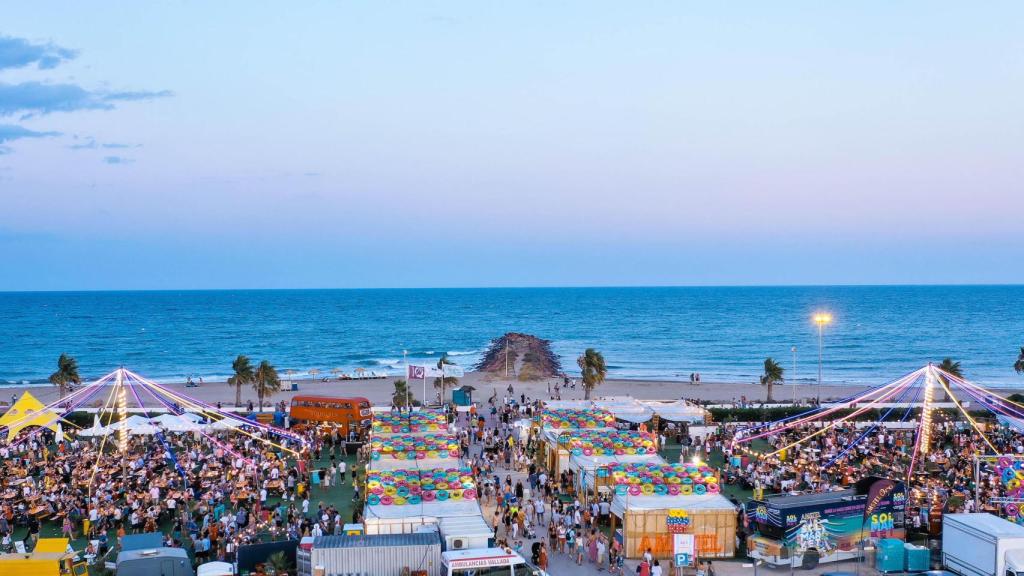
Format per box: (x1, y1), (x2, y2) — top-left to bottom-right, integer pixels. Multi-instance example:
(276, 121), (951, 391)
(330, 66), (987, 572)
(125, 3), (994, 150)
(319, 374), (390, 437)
(441, 548), (547, 576)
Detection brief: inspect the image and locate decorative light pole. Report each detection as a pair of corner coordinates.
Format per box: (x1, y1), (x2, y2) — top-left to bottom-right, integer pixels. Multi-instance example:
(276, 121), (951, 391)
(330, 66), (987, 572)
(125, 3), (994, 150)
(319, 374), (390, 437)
(791, 346), (797, 403)
(813, 313), (833, 403)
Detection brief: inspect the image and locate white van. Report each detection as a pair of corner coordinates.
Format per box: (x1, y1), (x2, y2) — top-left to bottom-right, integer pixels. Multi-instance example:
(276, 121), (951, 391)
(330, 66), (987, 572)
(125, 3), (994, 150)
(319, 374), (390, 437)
(441, 548), (547, 576)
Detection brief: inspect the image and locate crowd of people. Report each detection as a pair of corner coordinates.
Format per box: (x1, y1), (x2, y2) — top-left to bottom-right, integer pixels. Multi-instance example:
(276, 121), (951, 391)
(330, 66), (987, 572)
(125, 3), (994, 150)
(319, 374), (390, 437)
(714, 412), (1024, 530)
(0, 417), (362, 567)
(8, 378), (1024, 576)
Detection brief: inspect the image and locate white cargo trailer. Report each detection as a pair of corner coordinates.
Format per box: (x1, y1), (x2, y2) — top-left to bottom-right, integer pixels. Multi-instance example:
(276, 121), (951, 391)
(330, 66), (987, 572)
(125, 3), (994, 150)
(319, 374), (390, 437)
(304, 533), (442, 576)
(943, 513), (1024, 576)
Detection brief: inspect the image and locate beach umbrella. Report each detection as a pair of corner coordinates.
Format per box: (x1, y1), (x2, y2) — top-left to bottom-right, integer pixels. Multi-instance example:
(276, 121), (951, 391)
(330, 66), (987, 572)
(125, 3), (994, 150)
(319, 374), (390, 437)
(330, 368), (343, 380)
(309, 368), (321, 382)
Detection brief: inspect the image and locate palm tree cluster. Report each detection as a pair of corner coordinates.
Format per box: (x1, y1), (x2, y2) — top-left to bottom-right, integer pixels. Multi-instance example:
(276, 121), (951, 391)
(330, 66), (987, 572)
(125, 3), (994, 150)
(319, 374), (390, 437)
(228, 354), (281, 410)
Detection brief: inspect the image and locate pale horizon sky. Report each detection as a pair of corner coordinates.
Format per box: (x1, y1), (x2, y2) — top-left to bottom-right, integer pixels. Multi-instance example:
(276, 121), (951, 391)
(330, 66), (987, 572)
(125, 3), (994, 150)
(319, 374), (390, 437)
(1, 2), (1022, 290)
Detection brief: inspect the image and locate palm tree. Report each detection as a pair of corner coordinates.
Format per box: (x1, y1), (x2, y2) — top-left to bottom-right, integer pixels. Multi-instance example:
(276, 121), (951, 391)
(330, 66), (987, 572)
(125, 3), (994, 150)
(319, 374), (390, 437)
(266, 550), (291, 575)
(252, 360), (281, 412)
(935, 358), (963, 401)
(1014, 347), (1024, 375)
(48, 353), (81, 399)
(433, 355), (458, 403)
(760, 357), (785, 403)
(227, 355), (254, 407)
(938, 357), (962, 378)
(577, 348), (607, 400)
(392, 379), (413, 407)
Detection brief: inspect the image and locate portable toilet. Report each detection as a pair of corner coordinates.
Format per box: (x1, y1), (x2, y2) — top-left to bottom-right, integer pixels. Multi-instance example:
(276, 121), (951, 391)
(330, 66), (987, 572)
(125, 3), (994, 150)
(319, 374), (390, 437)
(875, 538), (905, 572)
(452, 387), (473, 407)
(904, 543), (930, 571)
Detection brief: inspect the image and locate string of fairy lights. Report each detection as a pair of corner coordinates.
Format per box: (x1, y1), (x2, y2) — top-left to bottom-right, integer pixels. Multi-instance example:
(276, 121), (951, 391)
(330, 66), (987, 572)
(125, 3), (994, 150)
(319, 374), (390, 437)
(0, 366), (311, 498)
(733, 363), (1012, 485)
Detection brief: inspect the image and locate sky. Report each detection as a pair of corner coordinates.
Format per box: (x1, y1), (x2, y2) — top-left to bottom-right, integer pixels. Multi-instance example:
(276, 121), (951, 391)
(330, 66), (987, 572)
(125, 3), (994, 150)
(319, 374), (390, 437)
(0, 2), (1022, 290)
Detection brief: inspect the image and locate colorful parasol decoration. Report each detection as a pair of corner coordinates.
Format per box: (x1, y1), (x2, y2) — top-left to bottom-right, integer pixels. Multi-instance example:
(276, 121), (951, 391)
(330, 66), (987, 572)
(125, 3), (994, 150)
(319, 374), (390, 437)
(609, 462), (720, 496)
(560, 429), (656, 457)
(370, 434), (459, 460)
(996, 457), (1024, 524)
(540, 408), (615, 429)
(372, 410), (448, 434)
(365, 466), (477, 505)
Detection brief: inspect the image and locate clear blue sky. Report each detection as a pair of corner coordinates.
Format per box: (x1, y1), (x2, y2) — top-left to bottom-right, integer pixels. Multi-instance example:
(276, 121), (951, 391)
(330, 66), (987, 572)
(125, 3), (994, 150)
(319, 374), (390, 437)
(1, 2), (1021, 290)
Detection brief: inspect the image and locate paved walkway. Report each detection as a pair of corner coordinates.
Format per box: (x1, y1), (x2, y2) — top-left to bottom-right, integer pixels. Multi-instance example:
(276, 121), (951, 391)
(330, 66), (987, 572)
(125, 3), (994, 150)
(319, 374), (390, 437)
(462, 405), (887, 576)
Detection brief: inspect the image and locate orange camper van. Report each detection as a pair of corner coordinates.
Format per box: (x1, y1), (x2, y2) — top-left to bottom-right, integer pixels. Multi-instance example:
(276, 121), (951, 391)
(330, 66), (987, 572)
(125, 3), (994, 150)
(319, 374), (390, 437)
(289, 395), (371, 435)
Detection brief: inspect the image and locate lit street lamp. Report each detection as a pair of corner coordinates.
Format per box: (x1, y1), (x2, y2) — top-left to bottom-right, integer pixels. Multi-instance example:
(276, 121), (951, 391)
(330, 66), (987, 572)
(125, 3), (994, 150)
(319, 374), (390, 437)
(813, 312), (833, 403)
(791, 346), (797, 403)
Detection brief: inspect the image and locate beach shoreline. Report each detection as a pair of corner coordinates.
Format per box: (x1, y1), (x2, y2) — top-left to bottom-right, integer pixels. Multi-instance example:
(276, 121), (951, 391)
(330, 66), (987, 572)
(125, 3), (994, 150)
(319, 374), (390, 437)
(3, 370), (1020, 409)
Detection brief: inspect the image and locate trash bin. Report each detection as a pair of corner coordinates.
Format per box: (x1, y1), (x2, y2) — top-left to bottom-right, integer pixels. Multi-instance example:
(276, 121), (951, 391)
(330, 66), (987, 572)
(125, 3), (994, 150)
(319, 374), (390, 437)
(876, 538), (905, 572)
(904, 543), (929, 571)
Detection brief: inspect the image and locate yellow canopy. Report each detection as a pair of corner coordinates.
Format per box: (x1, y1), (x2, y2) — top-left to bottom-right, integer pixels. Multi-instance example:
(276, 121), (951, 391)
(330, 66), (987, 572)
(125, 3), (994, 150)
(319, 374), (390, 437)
(32, 538), (69, 553)
(0, 392), (60, 441)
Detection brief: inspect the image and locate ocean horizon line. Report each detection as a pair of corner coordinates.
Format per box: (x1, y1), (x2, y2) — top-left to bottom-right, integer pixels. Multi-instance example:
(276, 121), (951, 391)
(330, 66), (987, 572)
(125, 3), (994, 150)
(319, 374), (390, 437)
(3, 282), (1024, 294)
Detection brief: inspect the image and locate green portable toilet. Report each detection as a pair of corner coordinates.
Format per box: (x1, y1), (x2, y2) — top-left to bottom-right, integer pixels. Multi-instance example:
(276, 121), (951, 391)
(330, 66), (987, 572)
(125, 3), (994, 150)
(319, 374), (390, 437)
(904, 543), (930, 571)
(875, 538), (905, 572)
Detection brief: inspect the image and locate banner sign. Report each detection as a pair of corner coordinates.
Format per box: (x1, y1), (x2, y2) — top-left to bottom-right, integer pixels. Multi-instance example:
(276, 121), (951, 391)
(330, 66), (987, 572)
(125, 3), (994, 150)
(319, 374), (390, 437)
(863, 478), (896, 524)
(667, 509), (691, 533)
(673, 533), (695, 567)
(407, 364), (465, 379)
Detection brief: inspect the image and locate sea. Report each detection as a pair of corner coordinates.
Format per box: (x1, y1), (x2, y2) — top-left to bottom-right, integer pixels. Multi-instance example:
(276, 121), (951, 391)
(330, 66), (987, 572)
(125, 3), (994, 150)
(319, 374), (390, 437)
(1, 286), (1022, 387)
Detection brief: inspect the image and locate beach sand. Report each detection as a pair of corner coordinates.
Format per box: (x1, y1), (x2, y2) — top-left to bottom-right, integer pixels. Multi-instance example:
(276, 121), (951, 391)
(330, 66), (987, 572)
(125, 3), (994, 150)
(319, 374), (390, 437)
(1, 370), (983, 410)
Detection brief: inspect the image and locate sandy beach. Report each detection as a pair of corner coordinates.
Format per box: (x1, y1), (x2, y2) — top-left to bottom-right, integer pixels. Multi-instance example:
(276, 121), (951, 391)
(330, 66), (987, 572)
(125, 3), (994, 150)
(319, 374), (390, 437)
(2, 369), (996, 410)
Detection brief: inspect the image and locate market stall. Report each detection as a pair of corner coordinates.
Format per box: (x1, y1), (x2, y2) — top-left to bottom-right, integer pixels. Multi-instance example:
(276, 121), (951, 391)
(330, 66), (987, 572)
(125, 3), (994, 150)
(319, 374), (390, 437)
(371, 410), (449, 435)
(611, 492), (737, 561)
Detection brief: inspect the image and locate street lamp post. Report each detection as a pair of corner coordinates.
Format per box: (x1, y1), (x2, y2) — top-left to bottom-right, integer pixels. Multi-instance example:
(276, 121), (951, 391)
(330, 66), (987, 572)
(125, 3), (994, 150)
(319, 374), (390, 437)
(813, 313), (833, 404)
(791, 346), (797, 403)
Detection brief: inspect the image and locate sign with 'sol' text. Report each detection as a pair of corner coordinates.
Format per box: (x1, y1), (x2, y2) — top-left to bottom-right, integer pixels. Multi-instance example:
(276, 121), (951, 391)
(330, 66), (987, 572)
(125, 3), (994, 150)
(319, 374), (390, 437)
(667, 508), (691, 533)
(674, 533), (695, 567)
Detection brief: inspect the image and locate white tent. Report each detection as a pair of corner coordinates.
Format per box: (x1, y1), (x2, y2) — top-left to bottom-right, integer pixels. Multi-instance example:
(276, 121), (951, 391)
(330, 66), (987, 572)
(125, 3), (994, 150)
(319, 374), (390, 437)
(368, 457), (462, 472)
(197, 561), (234, 576)
(639, 400), (708, 423)
(593, 397), (655, 424)
(611, 492), (735, 517)
(151, 413), (202, 432)
(364, 498), (484, 535)
(206, 418), (242, 430)
(571, 453), (666, 490)
(129, 423), (159, 435)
